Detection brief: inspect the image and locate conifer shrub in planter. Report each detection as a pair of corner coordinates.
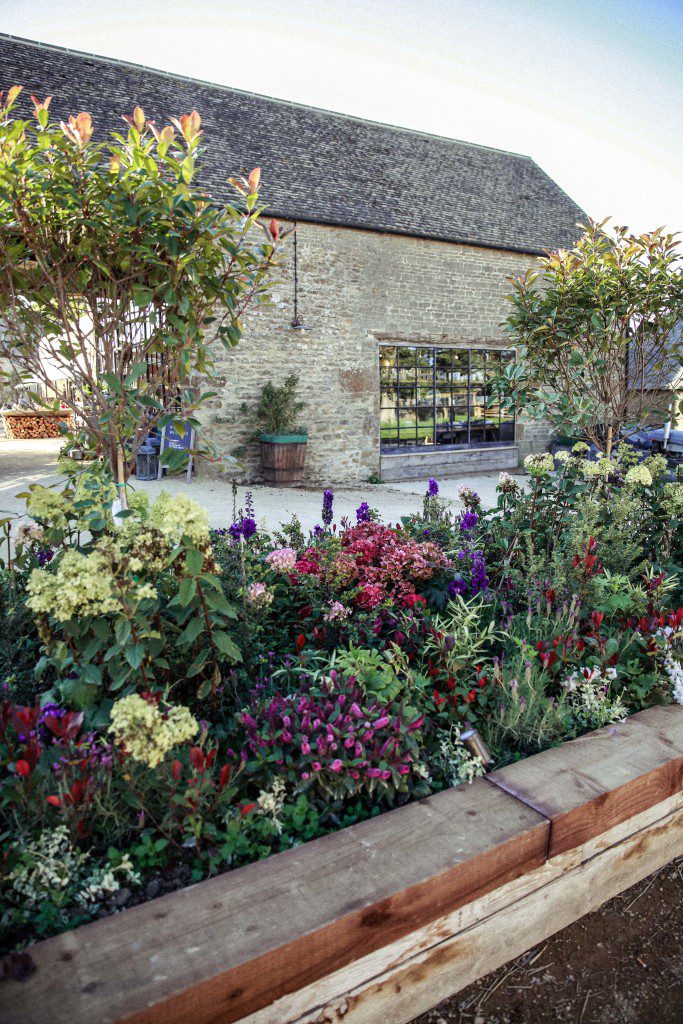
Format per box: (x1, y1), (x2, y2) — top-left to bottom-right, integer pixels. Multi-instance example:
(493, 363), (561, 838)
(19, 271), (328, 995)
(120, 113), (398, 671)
(243, 375), (308, 485)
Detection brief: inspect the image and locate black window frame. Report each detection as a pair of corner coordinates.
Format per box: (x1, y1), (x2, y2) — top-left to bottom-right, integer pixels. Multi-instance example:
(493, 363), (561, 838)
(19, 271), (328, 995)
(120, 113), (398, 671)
(379, 343), (515, 453)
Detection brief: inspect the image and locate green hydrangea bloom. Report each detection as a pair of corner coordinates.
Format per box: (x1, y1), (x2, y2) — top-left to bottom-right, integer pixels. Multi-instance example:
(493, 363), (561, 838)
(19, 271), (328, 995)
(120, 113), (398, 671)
(149, 492), (210, 546)
(26, 548), (120, 621)
(662, 482), (683, 517)
(109, 694), (199, 767)
(624, 464), (653, 487)
(25, 486), (72, 528)
(524, 452), (555, 476)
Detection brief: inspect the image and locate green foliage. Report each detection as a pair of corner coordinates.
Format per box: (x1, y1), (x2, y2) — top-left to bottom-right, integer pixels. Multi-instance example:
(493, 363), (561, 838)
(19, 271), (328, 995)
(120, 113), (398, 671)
(15, 474), (240, 707)
(334, 644), (404, 701)
(496, 219), (683, 451)
(0, 89), (285, 492)
(2, 454), (681, 955)
(241, 374), (307, 438)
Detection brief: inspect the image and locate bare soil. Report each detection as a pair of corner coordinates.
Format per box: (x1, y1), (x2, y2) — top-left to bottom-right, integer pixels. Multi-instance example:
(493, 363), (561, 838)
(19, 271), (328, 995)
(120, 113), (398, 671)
(412, 858), (683, 1024)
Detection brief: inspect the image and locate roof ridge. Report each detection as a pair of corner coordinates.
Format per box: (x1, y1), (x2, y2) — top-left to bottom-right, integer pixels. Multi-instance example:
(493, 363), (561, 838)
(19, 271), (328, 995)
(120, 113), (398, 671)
(0, 32), (535, 162)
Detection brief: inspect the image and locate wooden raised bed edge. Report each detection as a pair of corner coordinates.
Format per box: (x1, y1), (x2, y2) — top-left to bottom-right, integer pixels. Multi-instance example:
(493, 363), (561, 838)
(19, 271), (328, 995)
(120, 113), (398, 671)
(1, 705), (681, 1024)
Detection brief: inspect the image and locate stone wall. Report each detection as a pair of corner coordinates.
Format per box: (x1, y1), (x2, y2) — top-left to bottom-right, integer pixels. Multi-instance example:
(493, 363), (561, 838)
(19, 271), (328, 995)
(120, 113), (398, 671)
(202, 221), (543, 483)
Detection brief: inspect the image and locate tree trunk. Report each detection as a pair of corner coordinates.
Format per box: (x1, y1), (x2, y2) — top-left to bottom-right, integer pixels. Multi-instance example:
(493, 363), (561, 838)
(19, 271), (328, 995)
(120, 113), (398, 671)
(116, 447), (129, 511)
(606, 424), (613, 457)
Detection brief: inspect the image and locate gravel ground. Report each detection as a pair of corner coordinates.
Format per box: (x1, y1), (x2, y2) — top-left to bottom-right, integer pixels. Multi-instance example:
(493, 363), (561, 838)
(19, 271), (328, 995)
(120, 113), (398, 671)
(0, 437), (519, 531)
(411, 859), (683, 1024)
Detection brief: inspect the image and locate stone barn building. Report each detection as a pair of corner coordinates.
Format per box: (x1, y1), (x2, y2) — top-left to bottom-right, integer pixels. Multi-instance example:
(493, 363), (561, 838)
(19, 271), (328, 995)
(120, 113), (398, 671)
(0, 34), (585, 483)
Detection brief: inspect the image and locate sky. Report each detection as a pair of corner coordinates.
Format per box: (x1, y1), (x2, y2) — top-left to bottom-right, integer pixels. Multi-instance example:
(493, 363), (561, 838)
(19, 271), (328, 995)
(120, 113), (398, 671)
(1, 0), (681, 235)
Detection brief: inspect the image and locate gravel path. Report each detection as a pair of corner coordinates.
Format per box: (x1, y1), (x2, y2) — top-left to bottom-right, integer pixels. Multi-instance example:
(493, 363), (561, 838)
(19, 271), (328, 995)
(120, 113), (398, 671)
(0, 437), (519, 531)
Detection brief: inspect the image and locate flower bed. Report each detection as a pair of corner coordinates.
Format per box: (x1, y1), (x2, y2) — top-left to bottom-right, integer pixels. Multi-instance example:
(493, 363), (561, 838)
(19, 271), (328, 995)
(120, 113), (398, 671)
(1, 447), (682, 963)
(1, 705), (680, 1024)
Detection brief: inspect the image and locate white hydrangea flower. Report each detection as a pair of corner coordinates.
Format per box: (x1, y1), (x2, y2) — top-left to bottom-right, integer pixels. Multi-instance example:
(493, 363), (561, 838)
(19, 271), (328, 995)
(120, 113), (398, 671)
(109, 694), (199, 768)
(524, 452), (555, 476)
(624, 464), (653, 488)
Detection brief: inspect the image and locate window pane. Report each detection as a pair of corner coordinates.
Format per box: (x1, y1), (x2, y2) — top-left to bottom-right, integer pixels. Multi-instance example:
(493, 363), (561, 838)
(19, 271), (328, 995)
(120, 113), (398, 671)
(451, 350), (469, 383)
(397, 348), (417, 382)
(379, 349), (397, 391)
(470, 350), (485, 384)
(380, 344), (514, 452)
(435, 349), (452, 375)
(380, 385), (397, 409)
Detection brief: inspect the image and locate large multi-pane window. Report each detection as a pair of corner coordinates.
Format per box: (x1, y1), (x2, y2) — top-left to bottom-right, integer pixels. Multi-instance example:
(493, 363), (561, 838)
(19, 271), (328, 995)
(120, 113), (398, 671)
(379, 345), (515, 451)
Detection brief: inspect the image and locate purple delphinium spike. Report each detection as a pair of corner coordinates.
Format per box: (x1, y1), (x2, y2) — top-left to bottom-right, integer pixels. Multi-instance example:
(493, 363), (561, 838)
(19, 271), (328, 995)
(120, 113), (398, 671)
(355, 501), (372, 523)
(322, 488), (334, 527)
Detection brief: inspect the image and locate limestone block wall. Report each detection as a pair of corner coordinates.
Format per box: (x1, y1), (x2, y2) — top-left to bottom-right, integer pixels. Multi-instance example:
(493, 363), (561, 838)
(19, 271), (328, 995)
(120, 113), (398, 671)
(202, 221), (543, 483)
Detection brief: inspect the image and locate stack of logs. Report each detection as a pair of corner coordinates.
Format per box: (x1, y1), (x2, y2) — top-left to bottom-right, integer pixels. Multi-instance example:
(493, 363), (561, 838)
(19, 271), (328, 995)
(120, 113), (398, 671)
(2, 411), (73, 439)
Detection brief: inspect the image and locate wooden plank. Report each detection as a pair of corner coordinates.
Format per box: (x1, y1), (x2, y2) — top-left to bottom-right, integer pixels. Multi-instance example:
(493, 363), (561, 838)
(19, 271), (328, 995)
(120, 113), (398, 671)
(487, 704), (683, 856)
(235, 791), (683, 1024)
(258, 797), (683, 1024)
(0, 778), (547, 1024)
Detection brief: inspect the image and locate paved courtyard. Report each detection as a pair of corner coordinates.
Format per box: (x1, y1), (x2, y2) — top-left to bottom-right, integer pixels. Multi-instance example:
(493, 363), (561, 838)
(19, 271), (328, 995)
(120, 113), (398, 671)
(0, 437), (524, 532)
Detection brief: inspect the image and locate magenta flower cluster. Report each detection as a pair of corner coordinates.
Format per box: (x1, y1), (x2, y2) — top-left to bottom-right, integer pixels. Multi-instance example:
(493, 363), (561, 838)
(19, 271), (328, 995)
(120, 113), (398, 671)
(239, 672), (424, 795)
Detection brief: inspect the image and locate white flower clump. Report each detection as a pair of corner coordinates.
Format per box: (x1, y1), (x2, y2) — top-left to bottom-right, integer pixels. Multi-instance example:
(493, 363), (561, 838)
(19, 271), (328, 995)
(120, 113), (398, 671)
(255, 777), (287, 833)
(498, 471), (522, 495)
(15, 522), (45, 547)
(554, 449), (572, 464)
(562, 666), (626, 730)
(109, 694), (199, 768)
(6, 827), (139, 914)
(581, 457), (613, 481)
(150, 493), (211, 547)
(662, 651), (683, 705)
(524, 452), (555, 476)
(624, 464), (653, 488)
(431, 726), (485, 787)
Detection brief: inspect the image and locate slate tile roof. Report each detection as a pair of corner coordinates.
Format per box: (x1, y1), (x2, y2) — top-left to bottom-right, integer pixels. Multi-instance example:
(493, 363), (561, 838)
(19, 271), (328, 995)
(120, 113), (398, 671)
(0, 34), (585, 255)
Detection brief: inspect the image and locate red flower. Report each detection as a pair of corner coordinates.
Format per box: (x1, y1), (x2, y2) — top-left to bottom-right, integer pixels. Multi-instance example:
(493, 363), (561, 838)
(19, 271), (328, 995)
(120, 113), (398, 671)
(539, 650), (557, 670)
(433, 689), (446, 707)
(239, 802), (256, 816)
(591, 611), (604, 629)
(46, 795), (61, 807)
(171, 760), (182, 781)
(15, 759), (30, 778)
(295, 633), (306, 653)
(189, 747), (205, 771)
(44, 710), (84, 742)
(219, 764), (231, 789)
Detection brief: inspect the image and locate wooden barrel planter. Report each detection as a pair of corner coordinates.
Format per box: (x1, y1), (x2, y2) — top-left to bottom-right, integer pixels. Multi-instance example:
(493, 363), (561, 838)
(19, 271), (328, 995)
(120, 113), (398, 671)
(259, 433), (308, 485)
(2, 410), (73, 439)
(2, 705), (681, 1024)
